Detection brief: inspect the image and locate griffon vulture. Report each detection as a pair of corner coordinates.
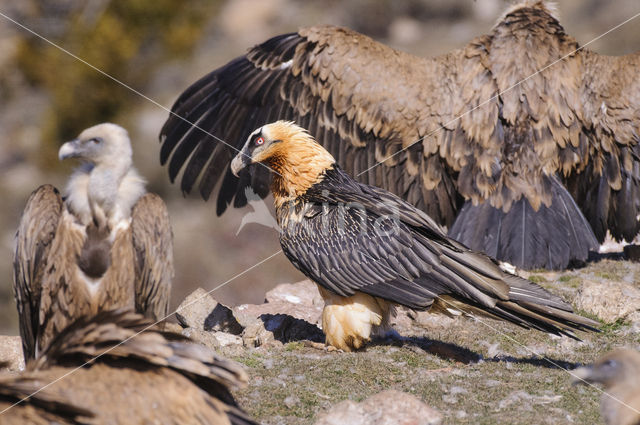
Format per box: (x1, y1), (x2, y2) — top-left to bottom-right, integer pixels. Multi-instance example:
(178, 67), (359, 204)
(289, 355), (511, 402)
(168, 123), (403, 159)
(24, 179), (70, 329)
(573, 349), (640, 425)
(13, 123), (173, 360)
(229, 121), (597, 351)
(159, 1), (640, 270)
(0, 310), (258, 425)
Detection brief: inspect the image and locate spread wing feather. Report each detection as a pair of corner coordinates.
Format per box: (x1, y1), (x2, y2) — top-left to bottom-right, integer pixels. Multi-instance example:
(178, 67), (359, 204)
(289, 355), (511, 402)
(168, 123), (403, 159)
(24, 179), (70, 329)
(161, 3), (640, 267)
(160, 29), (462, 227)
(131, 193), (174, 322)
(12, 185), (64, 360)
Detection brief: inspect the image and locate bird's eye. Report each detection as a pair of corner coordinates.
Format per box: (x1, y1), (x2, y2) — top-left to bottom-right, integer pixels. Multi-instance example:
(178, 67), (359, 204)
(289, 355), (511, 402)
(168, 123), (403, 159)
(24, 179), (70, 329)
(89, 137), (102, 144)
(255, 137), (264, 146)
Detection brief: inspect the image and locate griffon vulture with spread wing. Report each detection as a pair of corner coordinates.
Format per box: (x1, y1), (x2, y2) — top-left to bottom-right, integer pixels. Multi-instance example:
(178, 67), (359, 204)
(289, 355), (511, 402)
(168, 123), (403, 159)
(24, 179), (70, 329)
(13, 123), (173, 360)
(159, 1), (640, 270)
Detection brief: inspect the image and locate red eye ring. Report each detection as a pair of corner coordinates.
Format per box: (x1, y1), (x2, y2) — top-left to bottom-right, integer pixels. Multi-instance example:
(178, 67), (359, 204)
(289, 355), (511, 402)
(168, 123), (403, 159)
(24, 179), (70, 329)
(255, 137), (264, 145)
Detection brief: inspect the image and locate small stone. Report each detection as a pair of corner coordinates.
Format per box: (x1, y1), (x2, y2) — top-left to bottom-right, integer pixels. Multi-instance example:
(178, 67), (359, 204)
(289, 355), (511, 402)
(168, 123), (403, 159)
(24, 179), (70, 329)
(213, 331), (243, 347)
(242, 320), (278, 348)
(175, 288), (218, 329)
(234, 299), (322, 328)
(181, 327), (220, 350)
(314, 390), (442, 425)
(265, 280), (324, 307)
(0, 336), (24, 372)
(284, 395), (300, 409)
(574, 279), (640, 323)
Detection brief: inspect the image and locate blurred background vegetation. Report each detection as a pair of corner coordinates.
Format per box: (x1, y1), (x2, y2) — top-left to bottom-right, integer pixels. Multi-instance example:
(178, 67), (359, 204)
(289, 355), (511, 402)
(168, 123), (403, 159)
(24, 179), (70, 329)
(0, 0), (638, 334)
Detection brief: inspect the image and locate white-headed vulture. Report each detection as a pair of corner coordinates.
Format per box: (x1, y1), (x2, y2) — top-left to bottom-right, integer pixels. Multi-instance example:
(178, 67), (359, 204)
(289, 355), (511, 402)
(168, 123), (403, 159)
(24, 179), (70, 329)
(159, 1), (640, 271)
(573, 349), (640, 425)
(229, 121), (598, 351)
(0, 310), (258, 425)
(13, 123), (173, 360)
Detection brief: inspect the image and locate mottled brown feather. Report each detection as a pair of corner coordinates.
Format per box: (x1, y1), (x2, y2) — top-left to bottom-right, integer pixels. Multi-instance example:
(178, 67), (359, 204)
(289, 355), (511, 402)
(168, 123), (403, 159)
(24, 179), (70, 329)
(13, 188), (173, 360)
(0, 310), (257, 425)
(131, 193), (174, 322)
(160, 1), (640, 269)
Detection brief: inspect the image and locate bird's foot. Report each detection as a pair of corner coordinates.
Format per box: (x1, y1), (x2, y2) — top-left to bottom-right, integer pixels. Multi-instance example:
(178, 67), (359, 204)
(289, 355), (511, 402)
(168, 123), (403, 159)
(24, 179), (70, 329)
(302, 340), (341, 352)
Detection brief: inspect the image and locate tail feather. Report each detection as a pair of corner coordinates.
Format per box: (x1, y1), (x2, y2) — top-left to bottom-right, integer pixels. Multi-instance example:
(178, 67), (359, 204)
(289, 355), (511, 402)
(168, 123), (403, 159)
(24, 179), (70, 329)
(434, 293), (598, 339)
(449, 177), (599, 270)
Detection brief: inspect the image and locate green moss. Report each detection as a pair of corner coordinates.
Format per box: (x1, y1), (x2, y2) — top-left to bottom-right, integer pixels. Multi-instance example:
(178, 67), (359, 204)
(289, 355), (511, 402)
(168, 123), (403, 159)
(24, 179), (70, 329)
(599, 318), (630, 335)
(528, 275), (547, 284)
(15, 0), (219, 157)
(284, 341), (306, 351)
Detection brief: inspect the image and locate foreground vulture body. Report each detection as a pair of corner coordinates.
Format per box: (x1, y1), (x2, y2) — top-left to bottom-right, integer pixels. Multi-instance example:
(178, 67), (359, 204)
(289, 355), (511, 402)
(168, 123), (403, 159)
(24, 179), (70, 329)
(230, 121), (598, 351)
(573, 349), (640, 425)
(159, 1), (640, 270)
(13, 123), (173, 360)
(0, 310), (258, 425)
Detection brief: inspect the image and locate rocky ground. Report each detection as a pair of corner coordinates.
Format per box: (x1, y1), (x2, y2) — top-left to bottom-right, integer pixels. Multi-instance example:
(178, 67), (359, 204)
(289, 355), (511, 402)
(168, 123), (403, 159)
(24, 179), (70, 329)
(2, 0), (640, 335)
(1, 259), (638, 424)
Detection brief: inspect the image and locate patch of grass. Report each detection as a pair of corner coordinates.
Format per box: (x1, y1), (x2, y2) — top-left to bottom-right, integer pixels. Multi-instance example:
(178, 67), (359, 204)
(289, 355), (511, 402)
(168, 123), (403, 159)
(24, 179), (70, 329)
(528, 275), (547, 284)
(235, 352), (264, 369)
(557, 274), (582, 288)
(599, 318), (630, 335)
(285, 341), (306, 351)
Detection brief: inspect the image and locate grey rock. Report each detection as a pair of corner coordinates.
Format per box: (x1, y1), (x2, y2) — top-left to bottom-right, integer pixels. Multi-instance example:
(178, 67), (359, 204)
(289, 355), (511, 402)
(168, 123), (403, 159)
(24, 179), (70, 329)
(265, 280), (324, 308)
(234, 300), (322, 328)
(242, 320), (280, 348)
(176, 288), (245, 335)
(234, 282), (325, 346)
(212, 331), (243, 347)
(575, 280), (640, 323)
(314, 390), (442, 425)
(175, 288), (218, 329)
(0, 336), (24, 372)
(181, 327), (221, 350)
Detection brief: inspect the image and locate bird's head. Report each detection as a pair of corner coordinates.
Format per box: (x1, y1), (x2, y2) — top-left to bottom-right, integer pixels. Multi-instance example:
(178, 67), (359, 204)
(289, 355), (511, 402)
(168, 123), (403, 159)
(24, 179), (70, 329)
(58, 123), (132, 166)
(572, 349), (640, 388)
(231, 121), (335, 202)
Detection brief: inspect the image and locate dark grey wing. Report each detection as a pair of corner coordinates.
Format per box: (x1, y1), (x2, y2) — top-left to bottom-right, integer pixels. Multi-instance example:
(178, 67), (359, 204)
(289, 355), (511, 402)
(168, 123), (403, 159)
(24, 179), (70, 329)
(131, 193), (173, 322)
(284, 170), (597, 335)
(13, 184), (63, 360)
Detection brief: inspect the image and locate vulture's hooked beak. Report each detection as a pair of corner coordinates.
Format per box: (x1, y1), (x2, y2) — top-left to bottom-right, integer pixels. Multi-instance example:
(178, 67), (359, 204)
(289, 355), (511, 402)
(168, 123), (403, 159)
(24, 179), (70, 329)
(58, 139), (81, 160)
(231, 150), (251, 177)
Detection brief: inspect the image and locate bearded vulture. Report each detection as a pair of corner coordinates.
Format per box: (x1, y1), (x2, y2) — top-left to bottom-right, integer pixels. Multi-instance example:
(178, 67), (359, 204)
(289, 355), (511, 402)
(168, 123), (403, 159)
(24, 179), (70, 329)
(573, 349), (640, 425)
(13, 123), (173, 360)
(0, 310), (258, 425)
(229, 121), (597, 351)
(159, 1), (640, 271)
